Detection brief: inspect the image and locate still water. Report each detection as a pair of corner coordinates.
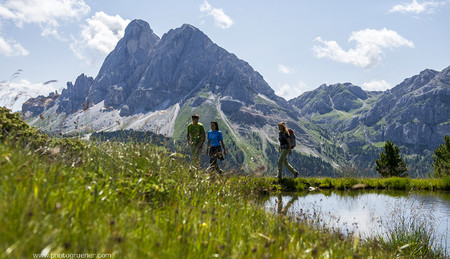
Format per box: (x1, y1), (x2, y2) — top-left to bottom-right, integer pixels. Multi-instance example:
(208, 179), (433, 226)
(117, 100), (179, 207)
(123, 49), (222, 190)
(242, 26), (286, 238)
(264, 190), (450, 253)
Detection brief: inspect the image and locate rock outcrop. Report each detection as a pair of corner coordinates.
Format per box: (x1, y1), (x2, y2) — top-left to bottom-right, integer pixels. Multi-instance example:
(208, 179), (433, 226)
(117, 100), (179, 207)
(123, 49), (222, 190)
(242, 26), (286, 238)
(22, 91), (59, 116)
(289, 83), (370, 115)
(366, 67), (450, 149)
(57, 74), (93, 113)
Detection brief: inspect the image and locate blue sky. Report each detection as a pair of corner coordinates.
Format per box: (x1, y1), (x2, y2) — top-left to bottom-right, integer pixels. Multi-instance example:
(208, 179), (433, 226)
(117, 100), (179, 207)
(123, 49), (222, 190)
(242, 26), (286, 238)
(1, 0), (450, 110)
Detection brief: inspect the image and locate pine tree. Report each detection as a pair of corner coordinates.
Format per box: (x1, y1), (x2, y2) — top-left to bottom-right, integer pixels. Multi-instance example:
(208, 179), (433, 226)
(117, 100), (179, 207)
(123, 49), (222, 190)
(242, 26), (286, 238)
(433, 135), (450, 178)
(375, 140), (408, 178)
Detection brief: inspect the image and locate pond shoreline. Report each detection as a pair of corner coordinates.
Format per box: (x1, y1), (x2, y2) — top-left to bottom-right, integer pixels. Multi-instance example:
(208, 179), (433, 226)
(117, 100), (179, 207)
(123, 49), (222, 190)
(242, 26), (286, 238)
(273, 176), (450, 193)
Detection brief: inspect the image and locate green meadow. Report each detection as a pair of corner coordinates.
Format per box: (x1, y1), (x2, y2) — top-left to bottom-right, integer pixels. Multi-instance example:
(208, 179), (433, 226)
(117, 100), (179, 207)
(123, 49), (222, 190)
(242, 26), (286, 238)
(1, 108), (447, 258)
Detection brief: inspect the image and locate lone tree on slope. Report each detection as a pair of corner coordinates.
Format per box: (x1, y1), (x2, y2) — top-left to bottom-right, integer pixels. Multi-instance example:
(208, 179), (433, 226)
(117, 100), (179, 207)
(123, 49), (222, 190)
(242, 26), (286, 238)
(433, 135), (450, 178)
(375, 140), (408, 178)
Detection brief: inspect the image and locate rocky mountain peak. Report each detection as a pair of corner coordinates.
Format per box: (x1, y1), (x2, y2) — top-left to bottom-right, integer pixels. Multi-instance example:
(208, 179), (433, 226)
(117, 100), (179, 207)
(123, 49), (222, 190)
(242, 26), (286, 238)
(289, 83), (368, 115)
(86, 19), (160, 107)
(435, 65), (450, 85)
(157, 23), (214, 54)
(391, 68), (438, 94)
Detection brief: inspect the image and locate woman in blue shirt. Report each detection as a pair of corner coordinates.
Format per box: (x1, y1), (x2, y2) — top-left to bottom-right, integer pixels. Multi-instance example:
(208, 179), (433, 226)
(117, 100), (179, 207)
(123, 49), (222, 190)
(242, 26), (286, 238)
(206, 121), (227, 174)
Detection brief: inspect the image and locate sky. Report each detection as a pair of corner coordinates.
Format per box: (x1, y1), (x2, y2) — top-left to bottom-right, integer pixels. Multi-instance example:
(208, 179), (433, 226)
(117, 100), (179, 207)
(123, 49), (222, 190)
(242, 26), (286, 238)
(1, 0), (450, 110)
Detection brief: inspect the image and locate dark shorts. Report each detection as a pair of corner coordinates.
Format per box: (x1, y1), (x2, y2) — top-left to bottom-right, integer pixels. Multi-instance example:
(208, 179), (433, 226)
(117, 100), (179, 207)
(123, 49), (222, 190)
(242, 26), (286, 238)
(209, 146), (224, 160)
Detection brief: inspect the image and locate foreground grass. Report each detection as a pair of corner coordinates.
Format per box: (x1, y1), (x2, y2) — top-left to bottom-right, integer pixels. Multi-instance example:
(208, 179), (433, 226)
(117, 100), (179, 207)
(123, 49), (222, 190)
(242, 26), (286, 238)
(0, 140), (387, 258)
(0, 108), (446, 258)
(3, 140), (447, 258)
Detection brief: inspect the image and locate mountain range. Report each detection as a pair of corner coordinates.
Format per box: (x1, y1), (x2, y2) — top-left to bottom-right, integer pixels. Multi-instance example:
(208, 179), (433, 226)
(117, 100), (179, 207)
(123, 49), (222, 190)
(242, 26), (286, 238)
(20, 19), (450, 176)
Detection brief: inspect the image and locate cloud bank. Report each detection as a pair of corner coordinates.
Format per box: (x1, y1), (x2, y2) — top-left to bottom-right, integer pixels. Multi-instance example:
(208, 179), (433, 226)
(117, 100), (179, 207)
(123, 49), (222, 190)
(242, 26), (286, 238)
(389, 0), (447, 14)
(275, 80), (306, 100)
(362, 80), (392, 91)
(313, 28), (414, 68)
(0, 0), (90, 37)
(70, 12), (130, 64)
(200, 0), (234, 29)
(278, 65), (295, 74)
(0, 37), (29, 56)
(0, 0), (90, 56)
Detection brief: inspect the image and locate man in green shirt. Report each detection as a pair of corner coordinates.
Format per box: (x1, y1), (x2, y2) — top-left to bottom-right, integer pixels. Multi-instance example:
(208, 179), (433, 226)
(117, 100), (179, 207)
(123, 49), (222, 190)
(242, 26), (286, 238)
(186, 114), (206, 167)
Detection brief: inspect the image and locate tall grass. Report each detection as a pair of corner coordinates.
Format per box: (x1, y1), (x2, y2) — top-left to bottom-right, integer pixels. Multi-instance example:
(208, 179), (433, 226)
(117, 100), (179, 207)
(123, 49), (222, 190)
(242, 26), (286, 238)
(376, 201), (446, 258)
(0, 108), (445, 258)
(1, 140), (395, 258)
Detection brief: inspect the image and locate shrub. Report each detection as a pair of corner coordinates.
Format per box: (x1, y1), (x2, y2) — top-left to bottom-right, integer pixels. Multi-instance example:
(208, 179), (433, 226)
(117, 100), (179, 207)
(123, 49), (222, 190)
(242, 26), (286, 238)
(433, 135), (450, 178)
(375, 140), (408, 178)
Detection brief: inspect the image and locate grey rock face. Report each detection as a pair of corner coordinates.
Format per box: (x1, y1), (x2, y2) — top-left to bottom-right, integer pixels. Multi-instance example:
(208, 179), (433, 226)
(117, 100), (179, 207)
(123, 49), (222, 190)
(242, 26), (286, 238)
(192, 97), (207, 107)
(22, 92), (59, 116)
(89, 19), (160, 107)
(57, 74), (93, 113)
(289, 83), (367, 115)
(365, 66), (450, 149)
(363, 68), (439, 126)
(56, 20), (289, 119)
(119, 105), (130, 117)
(221, 99), (243, 115)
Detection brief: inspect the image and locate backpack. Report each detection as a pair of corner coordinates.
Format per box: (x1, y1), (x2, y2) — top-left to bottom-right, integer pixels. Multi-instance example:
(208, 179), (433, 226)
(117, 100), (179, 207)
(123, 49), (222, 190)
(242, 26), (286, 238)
(288, 129), (296, 148)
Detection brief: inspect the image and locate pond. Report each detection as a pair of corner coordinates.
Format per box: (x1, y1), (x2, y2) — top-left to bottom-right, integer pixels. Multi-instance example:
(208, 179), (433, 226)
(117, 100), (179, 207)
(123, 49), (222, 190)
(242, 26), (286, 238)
(264, 190), (450, 254)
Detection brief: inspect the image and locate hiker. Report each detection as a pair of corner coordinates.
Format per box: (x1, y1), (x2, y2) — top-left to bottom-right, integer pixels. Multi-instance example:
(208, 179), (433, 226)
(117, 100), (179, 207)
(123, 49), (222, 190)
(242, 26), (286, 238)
(186, 114), (206, 167)
(277, 122), (299, 179)
(206, 121), (227, 174)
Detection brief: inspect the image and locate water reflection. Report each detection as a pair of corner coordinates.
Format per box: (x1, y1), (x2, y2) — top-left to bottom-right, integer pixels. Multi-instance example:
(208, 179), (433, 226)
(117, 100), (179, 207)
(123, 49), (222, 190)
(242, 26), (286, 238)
(275, 193), (298, 215)
(265, 190), (450, 253)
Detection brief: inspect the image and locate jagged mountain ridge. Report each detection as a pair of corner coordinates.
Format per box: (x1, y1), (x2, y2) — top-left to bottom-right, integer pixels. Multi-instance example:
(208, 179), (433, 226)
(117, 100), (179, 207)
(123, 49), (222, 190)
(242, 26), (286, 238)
(22, 19), (450, 175)
(25, 19), (314, 173)
(364, 67), (450, 149)
(289, 68), (450, 152)
(57, 20), (290, 117)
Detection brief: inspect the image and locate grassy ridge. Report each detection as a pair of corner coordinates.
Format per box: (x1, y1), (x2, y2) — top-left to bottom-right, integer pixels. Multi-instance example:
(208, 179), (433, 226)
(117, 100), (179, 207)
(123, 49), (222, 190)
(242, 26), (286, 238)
(0, 108), (446, 258)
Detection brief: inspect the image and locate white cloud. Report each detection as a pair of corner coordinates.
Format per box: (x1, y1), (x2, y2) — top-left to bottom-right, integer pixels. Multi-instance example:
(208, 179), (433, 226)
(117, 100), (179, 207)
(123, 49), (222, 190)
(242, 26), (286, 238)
(362, 80), (392, 91)
(278, 65), (295, 74)
(313, 28), (414, 68)
(70, 12), (130, 64)
(0, 0), (90, 37)
(388, 0), (446, 14)
(275, 80), (306, 100)
(0, 79), (61, 111)
(0, 36), (29, 56)
(200, 0), (234, 29)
